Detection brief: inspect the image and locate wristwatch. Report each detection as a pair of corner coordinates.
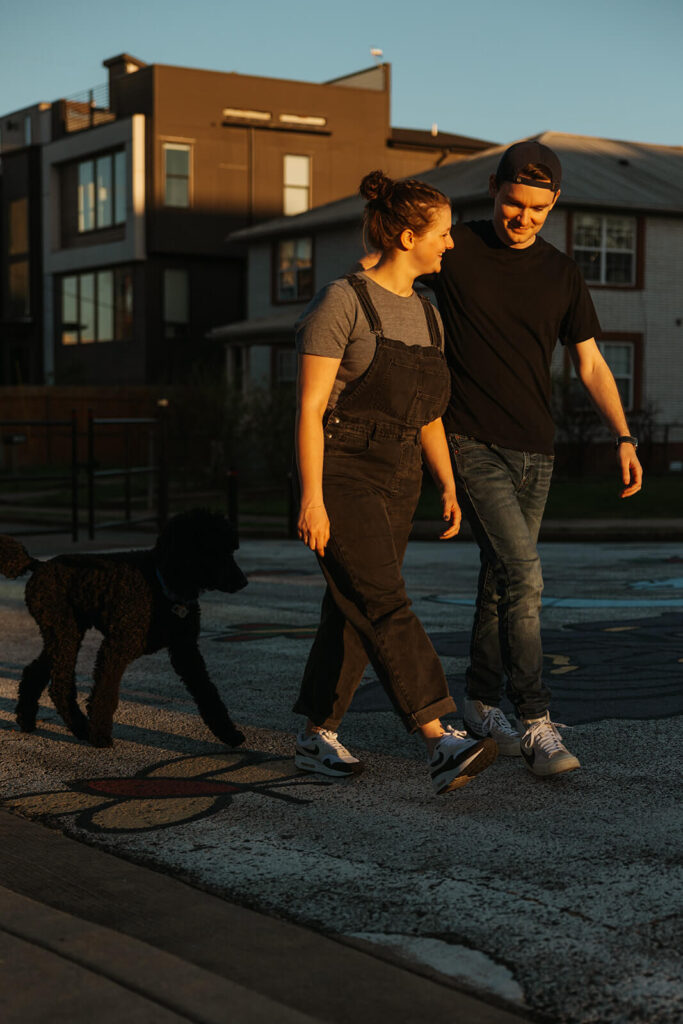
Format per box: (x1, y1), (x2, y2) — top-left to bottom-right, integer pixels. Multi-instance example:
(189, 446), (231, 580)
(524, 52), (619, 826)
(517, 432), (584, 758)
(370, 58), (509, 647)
(615, 435), (638, 450)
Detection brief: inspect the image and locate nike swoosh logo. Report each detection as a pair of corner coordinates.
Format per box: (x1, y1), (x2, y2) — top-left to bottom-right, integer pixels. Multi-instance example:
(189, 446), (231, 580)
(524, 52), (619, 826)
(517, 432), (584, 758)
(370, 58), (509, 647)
(521, 744), (535, 766)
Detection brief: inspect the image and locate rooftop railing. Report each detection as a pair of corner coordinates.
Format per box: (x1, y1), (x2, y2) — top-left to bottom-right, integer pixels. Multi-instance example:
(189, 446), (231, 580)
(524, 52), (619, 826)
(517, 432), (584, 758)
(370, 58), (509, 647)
(63, 82), (116, 133)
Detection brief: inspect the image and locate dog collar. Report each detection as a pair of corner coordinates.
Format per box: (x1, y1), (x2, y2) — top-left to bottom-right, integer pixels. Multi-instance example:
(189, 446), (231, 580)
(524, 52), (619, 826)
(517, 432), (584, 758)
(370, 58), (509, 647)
(155, 568), (197, 617)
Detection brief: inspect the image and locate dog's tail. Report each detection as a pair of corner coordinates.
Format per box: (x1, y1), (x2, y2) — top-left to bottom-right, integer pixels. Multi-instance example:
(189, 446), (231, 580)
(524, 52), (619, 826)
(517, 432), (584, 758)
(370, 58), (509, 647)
(0, 535), (40, 578)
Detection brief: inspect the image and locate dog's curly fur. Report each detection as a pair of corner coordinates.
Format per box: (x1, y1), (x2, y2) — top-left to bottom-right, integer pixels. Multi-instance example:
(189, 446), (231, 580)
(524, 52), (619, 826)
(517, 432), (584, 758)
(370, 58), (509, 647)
(0, 509), (248, 748)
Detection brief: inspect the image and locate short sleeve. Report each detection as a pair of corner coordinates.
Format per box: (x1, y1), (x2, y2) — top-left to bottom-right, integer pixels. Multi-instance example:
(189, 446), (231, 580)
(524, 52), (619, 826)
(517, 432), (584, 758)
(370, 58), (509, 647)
(295, 281), (358, 358)
(559, 266), (601, 346)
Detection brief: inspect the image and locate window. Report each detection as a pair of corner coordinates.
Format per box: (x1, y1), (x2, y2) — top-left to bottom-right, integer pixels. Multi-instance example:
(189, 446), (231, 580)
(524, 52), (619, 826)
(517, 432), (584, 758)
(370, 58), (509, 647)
(572, 213), (636, 285)
(77, 151), (126, 233)
(163, 143), (191, 207)
(283, 154), (310, 216)
(60, 267), (133, 345)
(9, 197), (29, 255)
(276, 238), (313, 302)
(9, 261), (30, 319)
(163, 269), (189, 337)
(275, 348), (298, 383)
(599, 341), (634, 410)
(7, 198), (30, 318)
(568, 338), (637, 412)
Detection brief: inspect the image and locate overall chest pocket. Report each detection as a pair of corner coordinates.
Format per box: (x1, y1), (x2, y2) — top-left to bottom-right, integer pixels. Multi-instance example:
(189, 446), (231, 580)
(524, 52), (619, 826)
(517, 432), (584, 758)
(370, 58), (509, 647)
(374, 355), (449, 426)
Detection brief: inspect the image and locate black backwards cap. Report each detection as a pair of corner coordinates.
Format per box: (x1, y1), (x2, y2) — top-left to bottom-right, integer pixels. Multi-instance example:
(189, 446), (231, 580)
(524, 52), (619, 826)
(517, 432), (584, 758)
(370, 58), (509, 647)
(496, 140), (562, 192)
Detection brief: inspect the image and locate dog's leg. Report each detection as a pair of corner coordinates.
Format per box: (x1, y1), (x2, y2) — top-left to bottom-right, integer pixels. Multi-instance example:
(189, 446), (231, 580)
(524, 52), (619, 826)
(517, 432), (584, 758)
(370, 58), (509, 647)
(86, 636), (135, 748)
(45, 623), (90, 740)
(15, 649), (51, 732)
(169, 642), (245, 747)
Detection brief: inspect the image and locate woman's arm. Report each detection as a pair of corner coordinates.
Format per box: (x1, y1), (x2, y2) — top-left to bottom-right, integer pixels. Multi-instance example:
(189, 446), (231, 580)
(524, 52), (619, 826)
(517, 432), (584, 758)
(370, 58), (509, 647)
(296, 353), (342, 556)
(420, 418), (461, 539)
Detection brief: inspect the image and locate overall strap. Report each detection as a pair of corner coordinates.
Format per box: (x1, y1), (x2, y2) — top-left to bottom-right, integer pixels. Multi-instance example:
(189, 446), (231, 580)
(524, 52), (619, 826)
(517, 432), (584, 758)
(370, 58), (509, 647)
(344, 274), (384, 338)
(417, 292), (443, 350)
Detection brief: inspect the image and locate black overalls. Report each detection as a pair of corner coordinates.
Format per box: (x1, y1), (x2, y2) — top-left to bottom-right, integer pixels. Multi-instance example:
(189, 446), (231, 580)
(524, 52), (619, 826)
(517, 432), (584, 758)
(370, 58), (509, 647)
(293, 274), (456, 734)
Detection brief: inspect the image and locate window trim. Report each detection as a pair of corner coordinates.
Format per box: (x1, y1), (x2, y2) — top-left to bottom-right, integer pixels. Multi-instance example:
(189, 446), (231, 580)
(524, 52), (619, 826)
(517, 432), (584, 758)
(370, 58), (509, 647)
(272, 235), (315, 305)
(162, 141), (193, 209)
(566, 210), (644, 290)
(282, 153), (311, 217)
(271, 344), (298, 385)
(563, 331), (643, 412)
(59, 267), (134, 345)
(76, 149), (127, 235)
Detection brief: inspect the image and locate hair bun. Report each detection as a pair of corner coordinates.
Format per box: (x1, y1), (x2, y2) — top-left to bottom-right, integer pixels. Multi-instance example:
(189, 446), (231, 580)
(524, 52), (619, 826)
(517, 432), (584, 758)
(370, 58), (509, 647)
(359, 170), (393, 203)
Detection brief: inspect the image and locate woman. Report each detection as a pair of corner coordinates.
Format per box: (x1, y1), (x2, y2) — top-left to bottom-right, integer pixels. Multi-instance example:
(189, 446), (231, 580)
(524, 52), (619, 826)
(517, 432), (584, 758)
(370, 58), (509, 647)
(292, 170), (497, 795)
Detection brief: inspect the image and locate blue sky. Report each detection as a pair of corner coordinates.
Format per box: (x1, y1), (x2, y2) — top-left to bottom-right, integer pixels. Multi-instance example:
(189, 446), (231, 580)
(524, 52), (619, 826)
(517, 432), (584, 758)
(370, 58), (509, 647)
(1, 0), (681, 147)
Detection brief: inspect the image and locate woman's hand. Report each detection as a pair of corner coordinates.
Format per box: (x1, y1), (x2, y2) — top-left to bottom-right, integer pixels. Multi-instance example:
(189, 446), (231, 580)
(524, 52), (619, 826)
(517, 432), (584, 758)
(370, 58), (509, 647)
(298, 503), (330, 556)
(439, 488), (462, 540)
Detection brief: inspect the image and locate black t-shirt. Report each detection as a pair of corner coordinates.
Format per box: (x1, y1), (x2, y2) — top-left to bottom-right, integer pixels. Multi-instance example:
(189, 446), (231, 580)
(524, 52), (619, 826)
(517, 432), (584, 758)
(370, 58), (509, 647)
(432, 220), (601, 454)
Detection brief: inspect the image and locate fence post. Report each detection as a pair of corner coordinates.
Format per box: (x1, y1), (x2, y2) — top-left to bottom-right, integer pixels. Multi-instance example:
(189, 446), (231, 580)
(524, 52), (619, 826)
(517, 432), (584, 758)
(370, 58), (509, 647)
(71, 410), (79, 542)
(124, 420), (132, 523)
(87, 410), (95, 540)
(156, 400), (169, 529)
(227, 467), (239, 545)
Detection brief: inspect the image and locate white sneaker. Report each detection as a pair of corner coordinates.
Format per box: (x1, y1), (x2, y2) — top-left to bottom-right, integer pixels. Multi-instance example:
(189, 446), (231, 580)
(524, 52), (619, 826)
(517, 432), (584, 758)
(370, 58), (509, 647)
(518, 713), (580, 776)
(294, 729), (363, 777)
(463, 697), (521, 756)
(429, 725), (498, 795)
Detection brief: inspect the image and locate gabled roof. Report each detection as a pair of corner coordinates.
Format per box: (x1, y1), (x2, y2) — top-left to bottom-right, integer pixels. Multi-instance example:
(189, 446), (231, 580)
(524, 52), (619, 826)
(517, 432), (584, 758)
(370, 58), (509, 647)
(230, 131), (683, 244)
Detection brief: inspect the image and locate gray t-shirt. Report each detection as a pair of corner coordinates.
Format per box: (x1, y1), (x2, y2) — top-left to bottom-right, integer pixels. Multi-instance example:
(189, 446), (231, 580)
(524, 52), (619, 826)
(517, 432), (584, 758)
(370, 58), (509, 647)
(295, 272), (443, 410)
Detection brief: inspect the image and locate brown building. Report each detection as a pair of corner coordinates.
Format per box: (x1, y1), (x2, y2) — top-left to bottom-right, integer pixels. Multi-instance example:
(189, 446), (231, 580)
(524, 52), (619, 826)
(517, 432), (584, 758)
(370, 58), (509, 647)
(0, 54), (494, 387)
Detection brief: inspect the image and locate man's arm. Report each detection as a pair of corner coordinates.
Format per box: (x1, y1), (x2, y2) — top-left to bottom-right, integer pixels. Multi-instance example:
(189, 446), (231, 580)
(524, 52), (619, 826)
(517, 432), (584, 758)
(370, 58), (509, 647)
(567, 338), (643, 498)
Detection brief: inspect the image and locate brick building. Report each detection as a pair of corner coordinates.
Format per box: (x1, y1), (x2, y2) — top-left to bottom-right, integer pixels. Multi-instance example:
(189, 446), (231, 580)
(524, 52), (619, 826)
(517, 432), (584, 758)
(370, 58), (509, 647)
(0, 54), (494, 387)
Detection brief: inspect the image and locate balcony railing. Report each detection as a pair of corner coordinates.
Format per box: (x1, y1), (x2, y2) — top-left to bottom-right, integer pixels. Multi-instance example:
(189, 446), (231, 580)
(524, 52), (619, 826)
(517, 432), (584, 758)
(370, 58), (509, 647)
(63, 83), (116, 134)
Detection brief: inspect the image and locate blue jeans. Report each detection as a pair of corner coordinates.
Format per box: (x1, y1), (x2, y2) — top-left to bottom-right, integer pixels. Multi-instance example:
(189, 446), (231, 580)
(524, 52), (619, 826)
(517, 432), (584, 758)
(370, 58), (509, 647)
(448, 435), (554, 719)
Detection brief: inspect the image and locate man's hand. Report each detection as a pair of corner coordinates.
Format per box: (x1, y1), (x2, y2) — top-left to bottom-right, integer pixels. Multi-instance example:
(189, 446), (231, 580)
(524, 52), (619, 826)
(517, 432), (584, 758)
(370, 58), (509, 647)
(298, 504), (330, 556)
(618, 443), (643, 498)
(439, 489), (462, 539)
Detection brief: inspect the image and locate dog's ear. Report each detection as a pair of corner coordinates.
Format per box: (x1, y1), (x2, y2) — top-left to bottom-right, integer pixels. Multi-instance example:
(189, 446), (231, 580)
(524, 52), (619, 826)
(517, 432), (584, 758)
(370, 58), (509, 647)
(0, 535), (37, 578)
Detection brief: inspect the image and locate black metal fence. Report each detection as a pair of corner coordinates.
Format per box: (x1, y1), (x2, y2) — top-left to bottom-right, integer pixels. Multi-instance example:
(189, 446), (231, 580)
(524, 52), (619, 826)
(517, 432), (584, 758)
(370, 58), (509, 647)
(0, 411), (169, 541)
(0, 414), (79, 539)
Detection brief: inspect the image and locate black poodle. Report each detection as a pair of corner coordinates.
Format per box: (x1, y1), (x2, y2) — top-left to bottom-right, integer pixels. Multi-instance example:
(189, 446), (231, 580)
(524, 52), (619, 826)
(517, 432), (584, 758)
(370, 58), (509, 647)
(0, 509), (247, 748)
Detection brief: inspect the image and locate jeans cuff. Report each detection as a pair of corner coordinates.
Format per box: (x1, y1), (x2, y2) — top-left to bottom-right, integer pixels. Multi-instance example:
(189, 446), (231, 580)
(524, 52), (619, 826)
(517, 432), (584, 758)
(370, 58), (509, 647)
(409, 695), (458, 733)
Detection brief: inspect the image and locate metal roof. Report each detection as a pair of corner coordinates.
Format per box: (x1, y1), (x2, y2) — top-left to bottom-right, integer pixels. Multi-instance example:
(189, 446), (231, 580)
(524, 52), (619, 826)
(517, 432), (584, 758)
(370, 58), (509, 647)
(206, 306), (304, 342)
(230, 131), (683, 243)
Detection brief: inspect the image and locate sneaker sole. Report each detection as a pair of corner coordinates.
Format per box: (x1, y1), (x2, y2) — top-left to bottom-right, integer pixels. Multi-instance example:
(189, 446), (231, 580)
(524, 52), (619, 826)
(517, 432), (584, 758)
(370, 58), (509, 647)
(434, 738), (498, 795)
(464, 723), (521, 757)
(294, 753), (363, 778)
(522, 754), (580, 777)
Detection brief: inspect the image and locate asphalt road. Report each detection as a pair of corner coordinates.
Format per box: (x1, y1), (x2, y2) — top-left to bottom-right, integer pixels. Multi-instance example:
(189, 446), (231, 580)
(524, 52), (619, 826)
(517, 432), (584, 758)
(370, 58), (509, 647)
(0, 534), (681, 1023)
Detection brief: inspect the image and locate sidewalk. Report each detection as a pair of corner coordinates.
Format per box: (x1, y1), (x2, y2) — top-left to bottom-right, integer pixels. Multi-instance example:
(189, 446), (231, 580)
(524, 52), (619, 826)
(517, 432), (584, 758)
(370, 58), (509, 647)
(2, 516), (683, 557)
(0, 810), (534, 1024)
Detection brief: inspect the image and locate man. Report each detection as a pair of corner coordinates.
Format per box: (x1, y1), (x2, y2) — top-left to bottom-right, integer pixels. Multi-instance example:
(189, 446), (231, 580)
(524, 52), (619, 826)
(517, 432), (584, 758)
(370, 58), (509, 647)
(432, 139), (642, 776)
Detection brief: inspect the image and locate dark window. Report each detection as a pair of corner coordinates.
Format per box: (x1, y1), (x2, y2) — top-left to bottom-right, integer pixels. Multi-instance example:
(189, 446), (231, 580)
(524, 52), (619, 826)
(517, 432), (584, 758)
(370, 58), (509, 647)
(163, 269), (189, 338)
(568, 339), (636, 411)
(8, 260), (30, 319)
(573, 214), (636, 285)
(60, 267), (133, 344)
(7, 198), (30, 319)
(163, 144), (191, 208)
(276, 238), (313, 302)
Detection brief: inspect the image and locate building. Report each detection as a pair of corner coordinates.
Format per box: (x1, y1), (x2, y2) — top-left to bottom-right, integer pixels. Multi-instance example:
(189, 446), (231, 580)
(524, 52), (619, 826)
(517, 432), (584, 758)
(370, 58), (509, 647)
(0, 55), (494, 388)
(213, 131), (683, 457)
